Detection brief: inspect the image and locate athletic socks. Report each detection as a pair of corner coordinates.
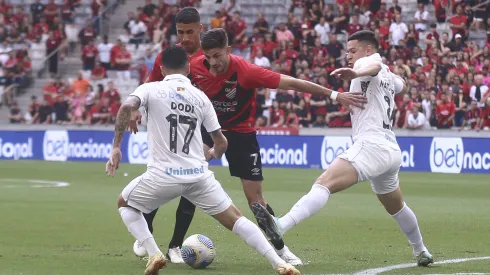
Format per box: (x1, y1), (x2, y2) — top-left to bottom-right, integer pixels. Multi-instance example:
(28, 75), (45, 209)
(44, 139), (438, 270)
(392, 202), (427, 255)
(279, 184), (331, 233)
(119, 207), (161, 257)
(232, 216), (285, 268)
(143, 208), (159, 233)
(168, 197), (196, 248)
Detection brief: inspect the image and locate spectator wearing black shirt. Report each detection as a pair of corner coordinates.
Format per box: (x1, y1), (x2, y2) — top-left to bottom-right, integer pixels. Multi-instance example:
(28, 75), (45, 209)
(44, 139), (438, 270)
(143, 0), (156, 16)
(389, 0), (402, 14)
(37, 99), (53, 124)
(254, 12), (269, 34)
(54, 95), (70, 124)
(30, 0), (45, 24)
(296, 99), (311, 128)
(8, 102), (24, 124)
(325, 34), (344, 59)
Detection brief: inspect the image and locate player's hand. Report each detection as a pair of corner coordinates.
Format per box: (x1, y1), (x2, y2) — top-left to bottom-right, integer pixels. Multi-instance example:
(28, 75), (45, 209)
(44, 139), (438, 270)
(337, 92), (367, 109)
(331, 68), (358, 81)
(106, 148), (122, 177)
(207, 148), (216, 161)
(128, 110), (142, 134)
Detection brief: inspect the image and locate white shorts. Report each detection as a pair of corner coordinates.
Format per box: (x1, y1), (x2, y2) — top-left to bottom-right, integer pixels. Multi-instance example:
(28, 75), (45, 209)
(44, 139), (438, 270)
(338, 140), (401, 194)
(121, 173), (233, 216)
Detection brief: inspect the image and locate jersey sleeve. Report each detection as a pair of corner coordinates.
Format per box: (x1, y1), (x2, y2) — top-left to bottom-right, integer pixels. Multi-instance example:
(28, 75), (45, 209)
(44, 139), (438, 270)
(393, 74), (405, 94)
(353, 55), (383, 80)
(242, 61), (281, 89)
(130, 84), (150, 108)
(202, 97), (221, 133)
(148, 52), (164, 82)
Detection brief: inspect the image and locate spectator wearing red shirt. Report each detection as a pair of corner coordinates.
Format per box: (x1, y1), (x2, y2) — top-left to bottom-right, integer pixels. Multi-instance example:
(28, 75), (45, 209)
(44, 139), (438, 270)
(460, 101), (482, 130)
(274, 52), (293, 75)
(79, 23), (96, 45)
(91, 61), (107, 81)
(114, 44), (132, 81)
(436, 92), (456, 128)
(449, 4), (467, 39)
(395, 94), (414, 128)
(229, 11), (247, 46)
(480, 98), (490, 130)
(375, 3), (393, 21)
(46, 31), (61, 76)
(424, 23), (440, 51)
(44, 0), (59, 26)
(109, 97), (122, 122)
(91, 0), (104, 35)
(34, 17), (50, 38)
(82, 40), (98, 71)
(348, 14), (363, 36)
(61, 0), (75, 24)
(449, 58), (469, 75)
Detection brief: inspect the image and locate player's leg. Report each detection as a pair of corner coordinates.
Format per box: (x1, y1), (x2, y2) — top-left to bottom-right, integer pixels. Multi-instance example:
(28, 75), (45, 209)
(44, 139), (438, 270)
(184, 175), (300, 275)
(166, 196), (195, 263)
(225, 131), (302, 265)
(119, 175), (180, 274)
(371, 151), (433, 266)
(256, 142), (365, 241)
(143, 209), (159, 233)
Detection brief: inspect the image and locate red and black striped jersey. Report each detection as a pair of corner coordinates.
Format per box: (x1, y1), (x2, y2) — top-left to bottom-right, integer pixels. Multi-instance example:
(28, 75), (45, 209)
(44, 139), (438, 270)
(190, 54), (281, 133)
(147, 44), (204, 82)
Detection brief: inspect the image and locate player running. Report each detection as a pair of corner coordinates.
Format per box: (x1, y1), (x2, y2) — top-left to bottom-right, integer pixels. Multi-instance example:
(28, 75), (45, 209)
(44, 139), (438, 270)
(130, 7), (203, 264)
(186, 27), (366, 263)
(254, 30), (434, 267)
(107, 45), (301, 275)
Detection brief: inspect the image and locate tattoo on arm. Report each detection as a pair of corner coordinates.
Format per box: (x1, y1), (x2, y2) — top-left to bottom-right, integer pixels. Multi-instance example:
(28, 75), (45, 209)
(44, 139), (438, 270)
(113, 96), (141, 148)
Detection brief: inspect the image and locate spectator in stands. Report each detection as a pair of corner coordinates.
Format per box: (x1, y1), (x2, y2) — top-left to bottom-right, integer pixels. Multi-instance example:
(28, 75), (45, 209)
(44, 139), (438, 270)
(97, 35), (113, 70)
(450, 4), (468, 39)
(314, 17), (330, 45)
(82, 40), (98, 72)
(459, 100), (482, 131)
(405, 104), (430, 129)
(253, 48), (271, 68)
(390, 14), (408, 47)
(36, 98), (53, 124)
(91, 61), (107, 81)
(30, 0), (45, 24)
(128, 14), (148, 49)
(114, 44), (132, 81)
(275, 23), (295, 44)
(436, 92), (456, 129)
(46, 31), (61, 76)
(470, 74), (489, 108)
(72, 71), (90, 97)
(254, 12), (269, 34)
(53, 95), (70, 125)
(79, 23), (96, 46)
(8, 102), (24, 124)
(480, 98), (490, 130)
(44, 0), (60, 27)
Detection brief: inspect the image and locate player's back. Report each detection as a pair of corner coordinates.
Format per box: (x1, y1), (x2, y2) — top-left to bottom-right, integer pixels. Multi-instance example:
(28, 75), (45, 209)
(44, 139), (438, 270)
(131, 74), (217, 183)
(349, 53), (398, 147)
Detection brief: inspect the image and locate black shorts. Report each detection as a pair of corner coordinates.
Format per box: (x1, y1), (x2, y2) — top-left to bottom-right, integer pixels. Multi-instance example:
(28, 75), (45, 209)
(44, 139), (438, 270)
(202, 128), (263, 181)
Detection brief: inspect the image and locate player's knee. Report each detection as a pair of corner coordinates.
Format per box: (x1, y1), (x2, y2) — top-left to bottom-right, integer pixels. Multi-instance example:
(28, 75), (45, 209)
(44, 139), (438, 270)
(117, 195), (127, 209)
(315, 159), (358, 194)
(214, 205), (242, 230)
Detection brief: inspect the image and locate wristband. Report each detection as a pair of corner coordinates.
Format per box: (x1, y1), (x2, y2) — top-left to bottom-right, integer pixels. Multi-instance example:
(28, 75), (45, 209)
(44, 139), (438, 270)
(330, 91), (339, 101)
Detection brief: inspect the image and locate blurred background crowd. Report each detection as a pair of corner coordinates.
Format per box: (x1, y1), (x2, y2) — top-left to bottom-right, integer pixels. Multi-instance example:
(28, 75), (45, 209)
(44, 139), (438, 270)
(2, 0), (490, 131)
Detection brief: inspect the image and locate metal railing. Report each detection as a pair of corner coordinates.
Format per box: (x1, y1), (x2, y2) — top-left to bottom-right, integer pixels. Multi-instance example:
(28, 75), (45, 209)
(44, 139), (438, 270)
(36, 0), (121, 78)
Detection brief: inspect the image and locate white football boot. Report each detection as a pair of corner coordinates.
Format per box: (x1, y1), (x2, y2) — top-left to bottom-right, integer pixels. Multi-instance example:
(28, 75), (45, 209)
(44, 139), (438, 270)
(276, 245), (303, 266)
(166, 247), (185, 264)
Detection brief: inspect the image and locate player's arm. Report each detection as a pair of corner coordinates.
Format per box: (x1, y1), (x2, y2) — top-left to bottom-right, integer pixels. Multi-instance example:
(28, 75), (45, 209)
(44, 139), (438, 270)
(208, 129), (228, 160)
(393, 73), (408, 96)
(113, 95), (142, 148)
(202, 97), (227, 160)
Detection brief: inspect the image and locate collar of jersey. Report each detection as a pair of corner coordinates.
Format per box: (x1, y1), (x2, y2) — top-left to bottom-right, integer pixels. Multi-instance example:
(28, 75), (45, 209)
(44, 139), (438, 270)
(164, 74), (190, 83)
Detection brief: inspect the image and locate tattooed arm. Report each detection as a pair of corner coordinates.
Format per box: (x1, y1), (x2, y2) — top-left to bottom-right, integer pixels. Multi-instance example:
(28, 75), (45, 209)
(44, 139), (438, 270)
(113, 95), (142, 148)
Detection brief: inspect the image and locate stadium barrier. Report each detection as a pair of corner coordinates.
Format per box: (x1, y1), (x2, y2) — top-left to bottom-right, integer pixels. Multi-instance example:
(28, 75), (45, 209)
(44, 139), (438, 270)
(0, 129), (489, 174)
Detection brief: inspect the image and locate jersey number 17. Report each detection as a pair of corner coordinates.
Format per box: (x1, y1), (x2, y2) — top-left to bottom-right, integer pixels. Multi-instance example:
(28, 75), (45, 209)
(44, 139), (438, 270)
(166, 114), (197, 155)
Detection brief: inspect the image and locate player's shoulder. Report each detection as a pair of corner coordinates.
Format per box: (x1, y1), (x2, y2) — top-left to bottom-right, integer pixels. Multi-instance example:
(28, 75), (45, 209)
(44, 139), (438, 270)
(354, 53), (382, 69)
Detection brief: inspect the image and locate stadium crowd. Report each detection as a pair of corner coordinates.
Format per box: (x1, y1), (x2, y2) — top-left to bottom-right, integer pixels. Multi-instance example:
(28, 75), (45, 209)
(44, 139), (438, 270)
(6, 0), (490, 131)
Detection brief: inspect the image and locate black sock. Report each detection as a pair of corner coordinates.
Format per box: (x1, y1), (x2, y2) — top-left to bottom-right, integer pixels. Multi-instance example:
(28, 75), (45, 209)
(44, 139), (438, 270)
(143, 208), (159, 233)
(168, 197), (196, 249)
(256, 204), (285, 251)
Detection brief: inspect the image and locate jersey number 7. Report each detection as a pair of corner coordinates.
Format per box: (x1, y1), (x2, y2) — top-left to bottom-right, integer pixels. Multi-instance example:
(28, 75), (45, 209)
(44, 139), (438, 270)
(166, 114), (197, 155)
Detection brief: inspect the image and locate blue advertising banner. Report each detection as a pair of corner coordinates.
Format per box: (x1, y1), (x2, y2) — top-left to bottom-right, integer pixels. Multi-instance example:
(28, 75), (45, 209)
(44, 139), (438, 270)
(0, 130), (489, 174)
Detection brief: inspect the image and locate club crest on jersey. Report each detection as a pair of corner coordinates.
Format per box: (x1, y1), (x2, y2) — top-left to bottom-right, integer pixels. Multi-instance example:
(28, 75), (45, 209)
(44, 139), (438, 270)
(225, 88), (237, 99)
(177, 87), (185, 92)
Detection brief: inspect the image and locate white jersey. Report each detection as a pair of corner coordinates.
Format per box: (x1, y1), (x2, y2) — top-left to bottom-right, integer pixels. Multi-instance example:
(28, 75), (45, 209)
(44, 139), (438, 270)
(131, 74), (221, 183)
(349, 53), (401, 147)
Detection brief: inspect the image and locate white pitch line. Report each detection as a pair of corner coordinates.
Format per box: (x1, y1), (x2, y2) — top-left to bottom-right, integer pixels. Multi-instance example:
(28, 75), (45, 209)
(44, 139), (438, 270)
(0, 178), (70, 188)
(353, 256), (490, 275)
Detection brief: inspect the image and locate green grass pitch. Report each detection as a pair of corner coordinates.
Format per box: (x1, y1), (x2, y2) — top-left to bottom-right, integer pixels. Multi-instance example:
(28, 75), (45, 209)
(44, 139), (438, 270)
(0, 160), (489, 275)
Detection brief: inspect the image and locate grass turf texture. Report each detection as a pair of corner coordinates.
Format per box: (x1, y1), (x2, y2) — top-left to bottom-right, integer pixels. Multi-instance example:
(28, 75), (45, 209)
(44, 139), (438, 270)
(0, 160), (489, 275)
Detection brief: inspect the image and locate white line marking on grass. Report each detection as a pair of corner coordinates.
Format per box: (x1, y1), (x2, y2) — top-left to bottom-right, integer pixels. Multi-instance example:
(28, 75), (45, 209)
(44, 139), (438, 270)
(0, 178), (70, 188)
(353, 256), (490, 275)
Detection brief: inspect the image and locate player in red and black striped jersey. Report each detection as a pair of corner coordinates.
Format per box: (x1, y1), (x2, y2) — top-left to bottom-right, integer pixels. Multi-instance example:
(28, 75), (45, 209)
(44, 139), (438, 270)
(192, 28), (366, 259)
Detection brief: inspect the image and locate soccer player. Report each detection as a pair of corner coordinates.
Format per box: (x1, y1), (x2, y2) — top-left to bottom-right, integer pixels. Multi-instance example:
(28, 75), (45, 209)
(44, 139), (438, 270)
(107, 45), (301, 275)
(131, 7), (204, 263)
(254, 30), (434, 267)
(187, 27), (366, 264)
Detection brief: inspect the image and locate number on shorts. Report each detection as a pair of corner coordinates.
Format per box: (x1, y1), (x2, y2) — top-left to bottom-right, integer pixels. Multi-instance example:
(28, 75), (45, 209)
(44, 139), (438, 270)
(250, 153), (258, 166)
(382, 95), (393, 130)
(166, 114), (197, 154)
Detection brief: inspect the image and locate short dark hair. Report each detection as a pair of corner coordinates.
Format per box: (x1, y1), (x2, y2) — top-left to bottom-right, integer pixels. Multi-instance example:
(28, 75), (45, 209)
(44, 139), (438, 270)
(201, 28), (228, 50)
(348, 30), (379, 49)
(176, 7), (200, 24)
(161, 45), (189, 70)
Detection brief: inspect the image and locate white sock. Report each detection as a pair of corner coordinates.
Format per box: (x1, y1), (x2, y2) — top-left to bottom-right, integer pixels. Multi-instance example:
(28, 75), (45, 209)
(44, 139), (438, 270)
(279, 184), (330, 233)
(119, 207), (161, 257)
(232, 216), (285, 268)
(392, 202), (426, 255)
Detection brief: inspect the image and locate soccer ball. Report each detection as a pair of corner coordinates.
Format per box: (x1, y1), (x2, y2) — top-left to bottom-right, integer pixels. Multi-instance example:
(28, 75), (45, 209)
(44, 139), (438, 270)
(181, 234), (215, 269)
